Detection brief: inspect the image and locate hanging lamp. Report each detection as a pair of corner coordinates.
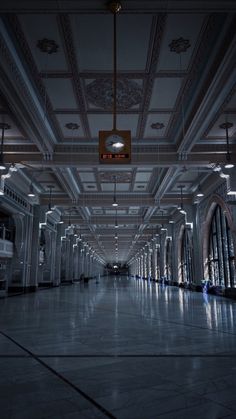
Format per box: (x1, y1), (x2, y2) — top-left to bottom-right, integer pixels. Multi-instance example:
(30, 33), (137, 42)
(196, 183), (204, 198)
(112, 175), (118, 207)
(196, 170), (204, 198)
(28, 183), (36, 197)
(46, 185), (53, 214)
(115, 208), (118, 228)
(160, 210), (167, 231)
(219, 122), (234, 169)
(178, 185), (186, 214)
(99, 1), (131, 164)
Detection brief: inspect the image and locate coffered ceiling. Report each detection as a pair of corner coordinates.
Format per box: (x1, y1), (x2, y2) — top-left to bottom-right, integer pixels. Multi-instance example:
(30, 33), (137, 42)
(0, 1), (236, 264)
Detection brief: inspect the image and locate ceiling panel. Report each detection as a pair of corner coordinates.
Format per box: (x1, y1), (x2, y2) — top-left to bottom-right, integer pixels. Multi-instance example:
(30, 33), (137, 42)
(144, 113), (172, 138)
(135, 172), (152, 182)
(133, 183), (148, 191)
(79, 172), (96, 182)
(101, 182), (130, 192)
(105, 209), (127, 215)
(70, 14), (152, 71)
(83, 184), (98, 191)
(116, 183), (130, 192)
(101, 183), (115, 192)
(0, 116), (25, 139)
(55, 114), (85, 138)
(225, 92), (236, 109)
(44, 79), (78, 109)
(156, 14), (206, 71)
(19, 15), (68, 71)
(115, 114), (139, 138)
(128, 209), (139, 214)
(171, 182), (192, 192)
(177, 171), (198, 182)
(88, 114), (112, 138)
(99, 170), (132, 183)
(88, 114), (139, 138)
(84, 78), (143, 111)
(207, 114), (236, 139)
(149, 78), (181, 110)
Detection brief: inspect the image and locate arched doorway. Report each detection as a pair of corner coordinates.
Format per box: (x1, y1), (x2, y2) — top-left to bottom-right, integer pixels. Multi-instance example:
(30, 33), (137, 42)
(178, 225), (193, 284)
(208, 204), (235, 287)
(165, 237), (172, 281)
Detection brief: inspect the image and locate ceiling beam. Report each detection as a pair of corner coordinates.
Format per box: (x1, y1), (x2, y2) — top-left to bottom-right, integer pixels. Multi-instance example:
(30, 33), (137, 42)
(1, 1), (236, 13)
(6, 148), (236, 167)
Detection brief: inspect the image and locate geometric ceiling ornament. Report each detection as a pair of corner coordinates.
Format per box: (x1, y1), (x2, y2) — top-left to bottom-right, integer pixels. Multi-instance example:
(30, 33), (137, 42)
(65, 123), (80, 130)
(168, 37), (191, 54)
(36, 38), (59, 54)
(151, 122), (165, 130)
(99, 1), (131, 165)
(86, 78), (143, 110)
(219, 122), (234, 169)
(99, 171), (132, 183)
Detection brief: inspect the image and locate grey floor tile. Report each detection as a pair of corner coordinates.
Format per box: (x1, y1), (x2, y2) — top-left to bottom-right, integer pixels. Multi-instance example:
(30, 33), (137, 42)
(1, 277), (236, 419)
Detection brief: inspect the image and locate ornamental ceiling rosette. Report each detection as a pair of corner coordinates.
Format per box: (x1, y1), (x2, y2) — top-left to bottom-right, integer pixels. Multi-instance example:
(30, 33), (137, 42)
(86, 78), (143, 110)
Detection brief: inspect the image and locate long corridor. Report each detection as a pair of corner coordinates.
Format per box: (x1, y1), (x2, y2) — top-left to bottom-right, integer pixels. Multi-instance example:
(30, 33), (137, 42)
(0, 277), (236, 419)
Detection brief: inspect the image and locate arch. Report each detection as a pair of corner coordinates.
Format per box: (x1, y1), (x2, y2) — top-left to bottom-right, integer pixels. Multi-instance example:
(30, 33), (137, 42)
(202, 194), (236, 280)
(177, 224), (185, 283)
(177, 223), (194, 284)
(164, 237), (172, 281)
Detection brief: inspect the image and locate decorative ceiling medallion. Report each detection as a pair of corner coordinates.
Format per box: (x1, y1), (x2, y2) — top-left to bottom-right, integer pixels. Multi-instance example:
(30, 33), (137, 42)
(86, 78), (142, 110)
(100, 171), (132, 182)
(37, 38), (59, 54)
(151, 122), (165, 130)
(219, 122), (233, 130)
(169, 38), (191, 54)
(0, 122), (11, 130)
(65, 123), (80, 130)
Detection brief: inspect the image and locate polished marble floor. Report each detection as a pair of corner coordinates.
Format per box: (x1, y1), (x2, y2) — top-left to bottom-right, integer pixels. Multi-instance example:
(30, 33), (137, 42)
(0, 276), (236, 418)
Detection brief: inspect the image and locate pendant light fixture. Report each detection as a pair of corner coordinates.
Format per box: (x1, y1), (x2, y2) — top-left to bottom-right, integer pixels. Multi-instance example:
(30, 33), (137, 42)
(115, 208), (118, 229)
(196, 184), (204, 198)
(0, 123), (10, 170)
(160, 210), (167, 231)
(28, 183), (36, 197)
(178, 185), (186, 214)
(220, 122), (234, 169)
(196, 171), (204, 198)
(99, 1), (131, 164)
(46, 185), (53, 214)
(112, 175), (118, 207)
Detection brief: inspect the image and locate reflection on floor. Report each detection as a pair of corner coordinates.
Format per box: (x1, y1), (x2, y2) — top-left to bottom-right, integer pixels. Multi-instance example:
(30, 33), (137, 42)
(0, 276), (236, 419)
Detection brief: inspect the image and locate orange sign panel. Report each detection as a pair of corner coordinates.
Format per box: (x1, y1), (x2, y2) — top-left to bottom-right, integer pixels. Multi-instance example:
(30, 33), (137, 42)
(99, 130), (131, 164)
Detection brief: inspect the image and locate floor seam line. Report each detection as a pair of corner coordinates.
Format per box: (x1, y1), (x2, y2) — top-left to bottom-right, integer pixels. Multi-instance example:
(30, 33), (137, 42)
(0, 330), (117, 419)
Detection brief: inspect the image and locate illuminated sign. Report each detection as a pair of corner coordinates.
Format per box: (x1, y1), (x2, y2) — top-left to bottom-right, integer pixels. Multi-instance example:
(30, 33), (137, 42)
(99, 129), (131, 164)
